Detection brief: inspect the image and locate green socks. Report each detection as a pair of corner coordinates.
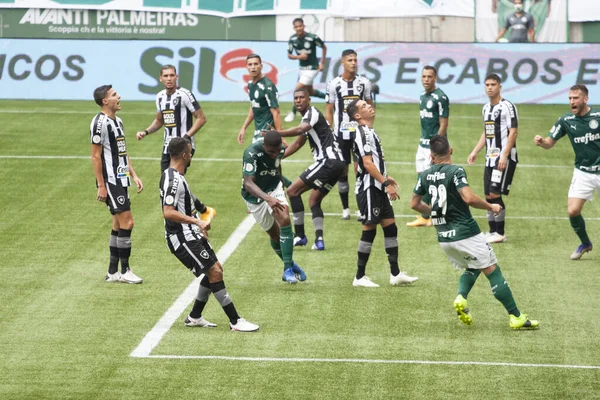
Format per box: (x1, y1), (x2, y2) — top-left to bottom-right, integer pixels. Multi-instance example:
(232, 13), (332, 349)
(570, 214), (591, 244)
(486, 266), (519, 316)
(313, 90), (326, 99)
(458, 269), (481, 298)
(280, 225), (294, 270)
(270, 238), (282, 260)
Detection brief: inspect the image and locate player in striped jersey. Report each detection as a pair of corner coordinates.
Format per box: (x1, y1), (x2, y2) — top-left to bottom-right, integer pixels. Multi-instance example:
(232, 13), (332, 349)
(90, 85), (144, 284)
(272, 88), (345, 251)
(325, 49), (374, 220)
(135, 65), (215, 223)
(468, 74), (519, 244)
(160, 137), (259, 332)
(346, 99), (418, 288)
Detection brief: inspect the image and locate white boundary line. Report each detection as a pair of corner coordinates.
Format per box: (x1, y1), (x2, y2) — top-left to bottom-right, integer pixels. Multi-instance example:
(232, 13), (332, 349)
(130, 215), (256, 358)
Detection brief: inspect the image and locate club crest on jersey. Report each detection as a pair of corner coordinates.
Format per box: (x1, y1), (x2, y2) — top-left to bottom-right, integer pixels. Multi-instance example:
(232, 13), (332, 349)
(200, 250), (209, 259)
(427, 100), (433, 109)
(254, 90), (259, 99)
(172, 97), (179, 107)
(165, 195), (174, 205)
(275, 159), (280, 167)
(356, 85), (363, 94)
(589, 120), (599, 130)
(493, 109), (500, 119)
(117, 196), (125, 205)
(373, 208), (380, 217)
(92, 135), (101, 144)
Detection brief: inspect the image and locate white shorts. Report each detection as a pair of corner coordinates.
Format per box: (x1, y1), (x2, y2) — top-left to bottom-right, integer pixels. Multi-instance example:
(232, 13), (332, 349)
(298, 69), (319, 86)
(245, 182), (289, 231)
(568, 168), (600, 201)
(415, 146), (432, 174)
(439, 233), (498, 270)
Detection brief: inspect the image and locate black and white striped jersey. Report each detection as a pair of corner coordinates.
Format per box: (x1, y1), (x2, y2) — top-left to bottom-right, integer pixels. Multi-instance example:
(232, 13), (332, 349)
(326, 75), (372, 137)
(156, 87), (201, 154)
(300, 106), (343, 162)
(90, 112), (130, 187)
(353, 125), (387, 193)
(159, 168), (203, 249)
(482, 99), (519, 168)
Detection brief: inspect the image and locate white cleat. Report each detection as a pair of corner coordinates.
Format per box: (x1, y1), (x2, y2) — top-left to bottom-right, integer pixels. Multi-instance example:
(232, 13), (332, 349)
(341, 208), (351, 220)
(185, 315), (217, 328)
(486, 232), (506, 243)
(105, 272), (121, 283)
(284, 112), (295, 122)
(352, 276), (380, 287)
(390, 272), (419, 285)
(230, 318), (260, 332)
(119, 269), (143, 284)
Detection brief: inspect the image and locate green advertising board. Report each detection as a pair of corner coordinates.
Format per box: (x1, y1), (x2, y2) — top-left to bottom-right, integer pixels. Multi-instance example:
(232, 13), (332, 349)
(0, 8), (276, 39)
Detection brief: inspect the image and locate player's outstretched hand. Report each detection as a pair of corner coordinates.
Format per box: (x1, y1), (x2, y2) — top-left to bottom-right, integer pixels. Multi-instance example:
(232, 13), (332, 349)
(533, 135), (544, 146)
(467, 152), (477, 164)
(237, 129), (246, 145)
(133, 176), (144, 193)
(136, 131), (147, 141)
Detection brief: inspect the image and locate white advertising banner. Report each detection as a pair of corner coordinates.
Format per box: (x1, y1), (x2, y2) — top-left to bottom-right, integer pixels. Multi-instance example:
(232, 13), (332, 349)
(568, 0), (600, 22)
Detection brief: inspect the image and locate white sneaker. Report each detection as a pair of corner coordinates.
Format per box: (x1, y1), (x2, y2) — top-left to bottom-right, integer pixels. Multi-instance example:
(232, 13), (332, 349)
(341, 208), (351, 220)
(284, 111), (295, 122)
(119, 269), (143, 284)
(390, 272), (419, 285)
(105, 272), (121, 283)
(356, 210), (364, 222)
(483, 232), (492, 241)
(486, 232), (506, 243)
(352, 276), (380, 287)
(185, 315), (217, 328)
(230, 318), (260, 332)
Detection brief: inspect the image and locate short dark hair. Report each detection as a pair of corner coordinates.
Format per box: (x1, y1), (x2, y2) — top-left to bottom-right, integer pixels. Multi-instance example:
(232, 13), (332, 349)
(570, 84), (589, 96)
(485, 74), (502, 84)
(263, 130), (282, 147)
(93, 85), (112, 106)
(423, 65), (437, 76)
(294, 87), (309, 96)
(246, 53), (261, 63)
(341, 49), (357, 58)
(346, 99), (360, 122)
(293, 18), (304, 25)
(168, 136), (190, 157)
(160, 64), (177, 75)
(430, 135), (450, 157)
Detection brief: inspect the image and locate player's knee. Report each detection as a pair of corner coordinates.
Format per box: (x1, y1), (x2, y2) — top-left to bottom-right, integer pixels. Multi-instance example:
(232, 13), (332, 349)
(383, 223), (398, 238)
(360, 229), (377, 243)
(568, 208), (581, 218)
(207, 262), (223, 282)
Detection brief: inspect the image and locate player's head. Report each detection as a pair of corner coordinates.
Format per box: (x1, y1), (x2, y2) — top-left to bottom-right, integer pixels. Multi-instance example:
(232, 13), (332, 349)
(341, 49), (358, 75)
(160, 65), (178, 91)
(347, 99), (374, 123)
(484, 74), (502, 99)
(429, 135), (453, 164)
(568, 84), (589, 116)
(293, 18), (305, 36)
(168, 136), (193, 168)
(514, 0), (523, 12)
(421, 66), (437, 93)
(293, 88), (310, 113)
(246, 54), (263, 79)
(93, 84), (120, 111)
(262, 131), (282, 159)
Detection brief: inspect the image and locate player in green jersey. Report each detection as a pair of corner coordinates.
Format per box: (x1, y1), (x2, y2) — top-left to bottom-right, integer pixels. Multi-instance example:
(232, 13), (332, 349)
(535, 84), (600, 260)
(411, 135), (539, 330)
(284, 18), (328, 122)
(241, 130), (306, 283)
(407, 66), (449, 228)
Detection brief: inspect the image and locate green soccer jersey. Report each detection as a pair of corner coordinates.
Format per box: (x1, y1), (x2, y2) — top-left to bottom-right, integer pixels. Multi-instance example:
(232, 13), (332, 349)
(248, 76), (279, 141)
(288, 32), (324, 70)
(241, 140), (285, 204)
(419, 88), (449, 149)
(413, 164), (481, 242)
(548, 107), (600, 174)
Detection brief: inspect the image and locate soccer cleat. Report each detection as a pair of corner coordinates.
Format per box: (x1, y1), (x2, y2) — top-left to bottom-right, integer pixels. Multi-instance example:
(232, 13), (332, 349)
(230, 318), (260, 332)
(311, 237), (325, 251)
(282, 268), (298, 284)
(341, 208), (351, 220)
(284, 111), (296, 122)
(200, 206), (217, 222)
(352, 276), (380, 287)
(291, 262), (307, 281)
(389, 272), (419, 285)
(509, 313), (540, 330)
(570, 243), (592, 260)
(483, 232), (493, 241)
(406, 216), (433, 227)
(453, 295), (473, 325)
(119, 269), (143, 284)
(356, 211), (364, 222)
(486, 232), (506, 243)
(293, 236), (308, 247)
(105, 272), (121, 283)
(184, 315), (217, 328)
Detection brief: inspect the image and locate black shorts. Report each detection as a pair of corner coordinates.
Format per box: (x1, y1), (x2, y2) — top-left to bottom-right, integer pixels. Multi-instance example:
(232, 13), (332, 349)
(105, 182), (130, 215)
(168, 236), (218, 277)
(337, 136), (357, 165)
(300, 158), (345, 194)
(356, 187), (395, 225)
(484, 161), (517, 196)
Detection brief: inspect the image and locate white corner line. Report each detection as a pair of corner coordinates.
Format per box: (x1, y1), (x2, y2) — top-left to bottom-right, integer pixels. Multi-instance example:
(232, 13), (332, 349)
(130, 215), (256, 358)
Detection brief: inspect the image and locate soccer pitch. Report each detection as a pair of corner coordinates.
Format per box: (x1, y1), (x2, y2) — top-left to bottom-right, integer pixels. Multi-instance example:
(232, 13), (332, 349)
(1, 100), (599, 399)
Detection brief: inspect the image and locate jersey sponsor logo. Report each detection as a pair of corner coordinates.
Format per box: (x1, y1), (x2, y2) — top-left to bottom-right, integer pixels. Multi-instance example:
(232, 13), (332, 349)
(259, 169), (278, 176)
(438, 229), (456, 238)
(426, 171), (446, 181)
(589, 120), (598, 129)
(580, 165), (600, 172)
(419, 138), (430, 145)
(117, 165), (130, 178)
(250, 100), (260, 109)
(464, 255), (478, 261)
(343, 96), (359, 111)
(163, 110), (176, 127)
(570, 125), (577, 130)
(485, 121), (495, 138)
(165, 195), (174, 205)
(92, 135), (101, 144)
(117, 195), (125, 205)
(432, 217), (446, 225)
(573, 132), (600, 144)
(420, 109), (433, 118)
(116, 136), (127, 156)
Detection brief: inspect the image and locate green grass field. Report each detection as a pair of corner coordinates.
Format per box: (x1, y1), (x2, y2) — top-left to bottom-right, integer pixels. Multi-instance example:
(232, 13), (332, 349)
(1, 100), (599, 399)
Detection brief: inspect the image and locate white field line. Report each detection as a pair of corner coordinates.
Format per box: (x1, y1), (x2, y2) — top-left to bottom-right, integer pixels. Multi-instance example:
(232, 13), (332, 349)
(129, 215), (256, 358)
(138, 355), (600, 370)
